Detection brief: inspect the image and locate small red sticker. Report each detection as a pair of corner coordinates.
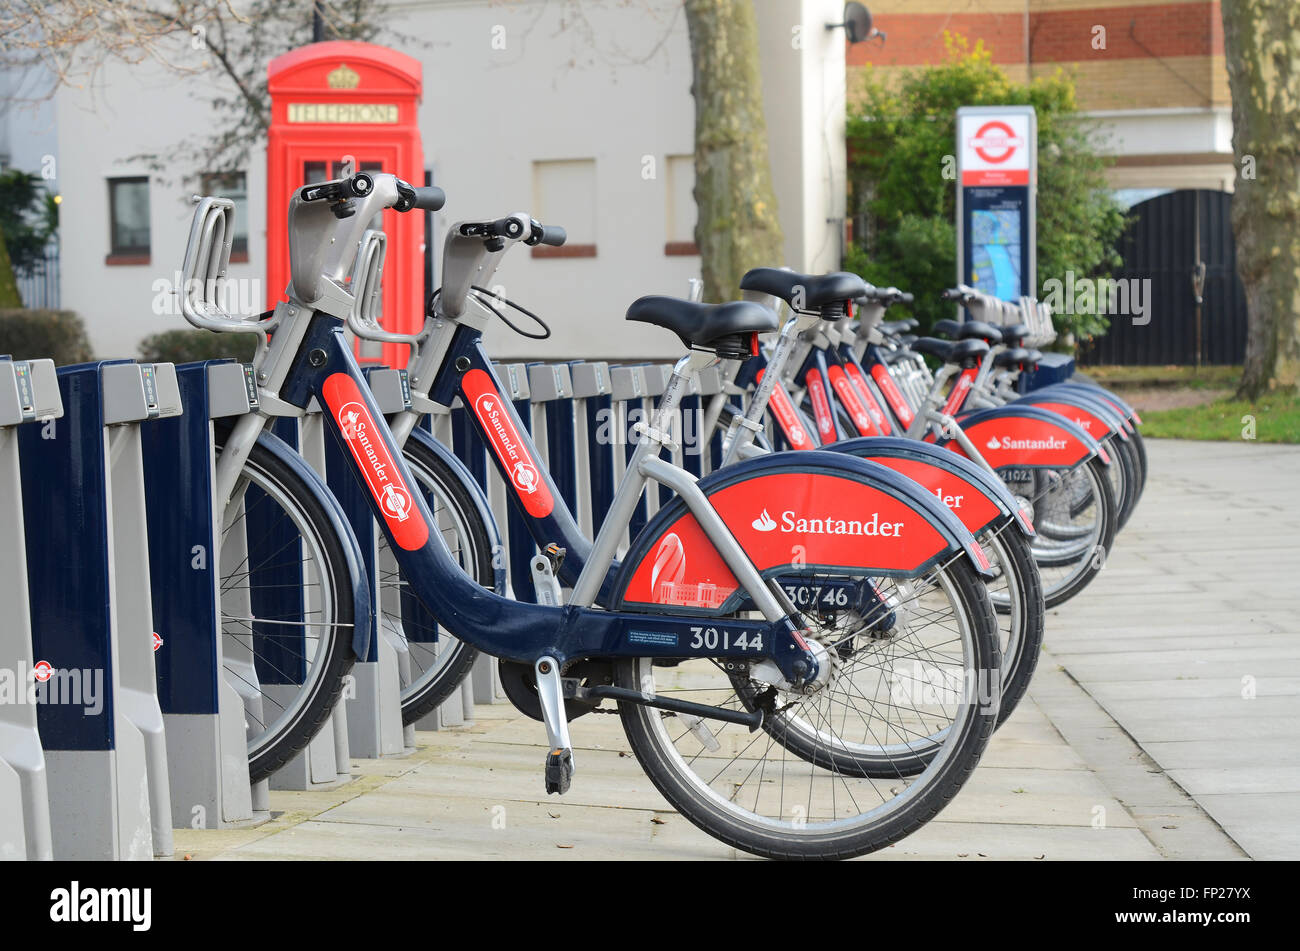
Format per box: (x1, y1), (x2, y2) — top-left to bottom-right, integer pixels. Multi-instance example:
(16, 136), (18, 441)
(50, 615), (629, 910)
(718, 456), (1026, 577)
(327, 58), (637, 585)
(757, 369), (813, 449)
(871, 363), (915, 426)
(941, 368), (977, 417)
(322, 373), (430, 551)
(462, 369), (555, 518)
(827, 364), (878, 436)
(844, 363), (891, 435)
(33, 660), (52, 682)
(152, 632), (163, 652)
(805, 370), (836, 440)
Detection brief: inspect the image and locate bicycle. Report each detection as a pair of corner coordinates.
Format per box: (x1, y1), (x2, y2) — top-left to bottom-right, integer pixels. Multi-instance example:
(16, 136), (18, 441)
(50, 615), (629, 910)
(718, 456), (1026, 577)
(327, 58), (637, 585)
(926, 286), (1145, 531)
(697, 270), (1045, 728)
(181, 201), (499, 779)
(183, 170), (1002, 859)
(366, 250), (1036, 749)
(777, 281), (1118, 609)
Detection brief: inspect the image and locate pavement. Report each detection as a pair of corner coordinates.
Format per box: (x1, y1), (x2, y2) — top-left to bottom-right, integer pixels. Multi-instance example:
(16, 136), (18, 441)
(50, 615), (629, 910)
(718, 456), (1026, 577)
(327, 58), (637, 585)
(172, 439), (1296, 861)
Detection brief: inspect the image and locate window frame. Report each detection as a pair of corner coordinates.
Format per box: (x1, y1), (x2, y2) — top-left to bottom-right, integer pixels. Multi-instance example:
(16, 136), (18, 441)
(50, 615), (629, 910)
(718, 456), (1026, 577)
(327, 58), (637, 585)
(200, 171), (250, 262)
(106, 175), (151, 264)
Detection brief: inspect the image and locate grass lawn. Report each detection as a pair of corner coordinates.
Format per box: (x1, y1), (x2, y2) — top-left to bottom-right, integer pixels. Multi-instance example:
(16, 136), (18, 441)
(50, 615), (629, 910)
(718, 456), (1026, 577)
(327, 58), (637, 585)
(1077, 365), (1300, 443)
(1138, 392), (1300, 443)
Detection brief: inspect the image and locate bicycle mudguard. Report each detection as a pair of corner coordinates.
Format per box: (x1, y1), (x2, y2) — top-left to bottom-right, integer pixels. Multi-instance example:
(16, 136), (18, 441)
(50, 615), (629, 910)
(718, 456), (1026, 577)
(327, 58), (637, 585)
(1013, 391), (1129, 444)
(1038, 381), (1141, 429)
(830, 436), (1035, 537)
(405, 426), (508, 595)
(253, 428), (374, 660)
(612, 449), (992, 616)
(929, 405), (1107, 471)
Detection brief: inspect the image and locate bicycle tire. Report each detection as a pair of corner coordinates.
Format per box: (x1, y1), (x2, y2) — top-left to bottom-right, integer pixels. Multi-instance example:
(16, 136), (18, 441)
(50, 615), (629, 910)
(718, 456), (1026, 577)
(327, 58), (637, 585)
(217, 434), (358, 783)
(616, 556), (1000, 860)
(391, 435), (494, 724)
(1032, 456), (1118, 609)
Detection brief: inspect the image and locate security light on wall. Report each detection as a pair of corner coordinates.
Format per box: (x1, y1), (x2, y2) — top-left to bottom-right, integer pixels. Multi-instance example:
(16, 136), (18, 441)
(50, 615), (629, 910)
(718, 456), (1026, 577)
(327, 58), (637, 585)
(827, 3), (883, 45)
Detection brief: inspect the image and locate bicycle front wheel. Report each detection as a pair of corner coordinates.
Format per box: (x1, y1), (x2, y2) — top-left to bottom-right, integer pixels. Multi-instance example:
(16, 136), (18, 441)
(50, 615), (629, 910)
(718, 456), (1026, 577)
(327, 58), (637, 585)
(386, 435), (495, 724)
(218, 435), (358, 782)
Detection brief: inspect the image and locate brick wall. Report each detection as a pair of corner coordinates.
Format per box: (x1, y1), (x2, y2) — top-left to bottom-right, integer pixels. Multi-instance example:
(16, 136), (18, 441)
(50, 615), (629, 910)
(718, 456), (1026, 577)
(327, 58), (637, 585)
(850, 0), (1229, 111)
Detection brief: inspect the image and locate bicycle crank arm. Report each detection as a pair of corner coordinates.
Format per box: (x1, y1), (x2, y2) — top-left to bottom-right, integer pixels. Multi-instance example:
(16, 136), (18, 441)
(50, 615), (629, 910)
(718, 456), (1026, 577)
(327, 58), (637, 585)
(575, 684), (765, 731)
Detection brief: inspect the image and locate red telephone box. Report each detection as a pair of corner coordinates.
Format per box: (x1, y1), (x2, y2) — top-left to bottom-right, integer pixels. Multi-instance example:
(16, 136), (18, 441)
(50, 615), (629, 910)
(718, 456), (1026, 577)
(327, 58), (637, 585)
(267, 41), (425, 368)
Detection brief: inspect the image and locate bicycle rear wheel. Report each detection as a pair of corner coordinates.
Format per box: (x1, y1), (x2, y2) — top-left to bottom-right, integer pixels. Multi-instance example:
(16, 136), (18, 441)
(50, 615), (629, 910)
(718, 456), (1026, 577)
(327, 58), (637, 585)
(1020, 457), (1117, 608)
(617, 556), (999, 860)
(218, 435), (357, 782)
(981, 521), (1044, 726)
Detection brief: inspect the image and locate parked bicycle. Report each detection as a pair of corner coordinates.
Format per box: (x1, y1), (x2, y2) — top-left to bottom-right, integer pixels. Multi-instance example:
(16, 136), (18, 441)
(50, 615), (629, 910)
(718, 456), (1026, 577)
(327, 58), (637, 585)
(183, 171), (1003, 859)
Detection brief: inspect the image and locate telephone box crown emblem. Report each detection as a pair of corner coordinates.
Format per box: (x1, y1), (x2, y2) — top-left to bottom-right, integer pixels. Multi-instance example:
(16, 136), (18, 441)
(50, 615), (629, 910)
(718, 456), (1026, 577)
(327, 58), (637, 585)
(327, 64), (361, 89)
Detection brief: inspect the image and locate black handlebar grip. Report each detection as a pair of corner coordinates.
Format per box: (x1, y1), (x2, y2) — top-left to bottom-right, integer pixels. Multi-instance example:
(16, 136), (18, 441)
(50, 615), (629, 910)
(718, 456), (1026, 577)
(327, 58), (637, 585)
(941, 288), (962, 300)
(412, 186), (446, 212)
(537, 225), (566, 247)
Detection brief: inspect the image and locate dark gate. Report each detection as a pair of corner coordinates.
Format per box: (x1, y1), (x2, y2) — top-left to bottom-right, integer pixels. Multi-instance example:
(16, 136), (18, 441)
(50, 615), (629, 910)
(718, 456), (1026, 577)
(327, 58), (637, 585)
(1083, 189), (1246, 366)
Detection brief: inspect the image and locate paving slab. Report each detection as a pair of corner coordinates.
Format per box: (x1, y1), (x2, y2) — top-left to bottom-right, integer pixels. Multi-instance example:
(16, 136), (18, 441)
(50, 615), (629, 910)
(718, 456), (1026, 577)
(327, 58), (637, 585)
(1043, 439), (1300, 859)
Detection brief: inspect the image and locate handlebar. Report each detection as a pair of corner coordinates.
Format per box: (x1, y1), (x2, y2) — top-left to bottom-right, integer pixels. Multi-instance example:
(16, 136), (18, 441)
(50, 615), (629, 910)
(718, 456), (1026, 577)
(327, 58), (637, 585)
(530, 224), (566, 247)
(298, 172), (445, 215)
(457, 215), (567, 248)
(394, 180), (446, 213)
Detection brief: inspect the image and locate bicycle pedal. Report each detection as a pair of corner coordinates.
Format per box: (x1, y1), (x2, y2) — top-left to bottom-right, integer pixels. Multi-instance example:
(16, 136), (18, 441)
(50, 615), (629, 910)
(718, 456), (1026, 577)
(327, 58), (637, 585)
(545, 747), (574, 795)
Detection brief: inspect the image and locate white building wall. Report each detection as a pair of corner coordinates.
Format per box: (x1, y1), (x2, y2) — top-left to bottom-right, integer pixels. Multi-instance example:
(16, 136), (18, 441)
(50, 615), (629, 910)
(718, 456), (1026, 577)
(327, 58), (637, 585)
(53, 0), (846, 361)
(0, 65), (58, 182)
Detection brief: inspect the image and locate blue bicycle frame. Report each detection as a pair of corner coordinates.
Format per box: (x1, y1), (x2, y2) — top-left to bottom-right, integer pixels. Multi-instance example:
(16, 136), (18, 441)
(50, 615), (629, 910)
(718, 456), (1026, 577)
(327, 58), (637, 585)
(284, 311), (817, 683)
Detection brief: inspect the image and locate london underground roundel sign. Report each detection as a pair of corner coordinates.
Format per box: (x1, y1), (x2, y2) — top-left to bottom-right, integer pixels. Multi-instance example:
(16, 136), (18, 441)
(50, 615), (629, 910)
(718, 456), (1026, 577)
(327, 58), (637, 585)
(959, 112), (1032, 186)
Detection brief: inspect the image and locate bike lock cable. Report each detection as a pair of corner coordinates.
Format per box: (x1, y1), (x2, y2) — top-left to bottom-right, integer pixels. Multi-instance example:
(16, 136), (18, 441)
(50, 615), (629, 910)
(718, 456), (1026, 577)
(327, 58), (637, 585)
(469, 285), (552, 340)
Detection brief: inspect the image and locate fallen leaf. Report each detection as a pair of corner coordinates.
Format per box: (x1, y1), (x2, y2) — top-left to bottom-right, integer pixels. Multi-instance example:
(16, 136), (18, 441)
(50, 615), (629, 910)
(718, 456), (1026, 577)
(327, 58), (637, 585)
(548, 812), (560, 819)
(556, 844), (574, 849)
(651, 817), (665, 825)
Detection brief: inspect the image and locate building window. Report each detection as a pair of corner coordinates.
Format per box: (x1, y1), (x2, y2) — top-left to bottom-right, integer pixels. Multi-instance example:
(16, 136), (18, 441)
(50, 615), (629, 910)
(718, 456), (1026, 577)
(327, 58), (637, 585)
(107, 176), (150, 264)
(531, 159), (596, 258)
(665, 154), (698, 256)
(201, 171), (249, 262)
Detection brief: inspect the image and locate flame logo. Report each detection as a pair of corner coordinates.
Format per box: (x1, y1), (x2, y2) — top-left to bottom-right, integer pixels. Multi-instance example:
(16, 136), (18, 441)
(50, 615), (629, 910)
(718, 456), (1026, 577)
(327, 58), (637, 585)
(751, 508), (777, 532)
(338, 403), (365, 440)
(985, 436), (1001, 450)
(651, 533), (686, 591)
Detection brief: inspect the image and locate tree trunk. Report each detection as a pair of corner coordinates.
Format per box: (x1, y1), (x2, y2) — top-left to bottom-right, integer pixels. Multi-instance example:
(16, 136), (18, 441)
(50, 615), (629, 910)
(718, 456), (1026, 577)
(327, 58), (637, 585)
(684, 0), (784, 303)
(1221, 0), (1300, 397)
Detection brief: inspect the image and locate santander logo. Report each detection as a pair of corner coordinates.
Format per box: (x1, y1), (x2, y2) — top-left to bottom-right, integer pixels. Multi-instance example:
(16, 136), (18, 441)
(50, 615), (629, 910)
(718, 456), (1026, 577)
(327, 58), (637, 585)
(462, 369), (554, 518)
(755, 509), (906, 538)
(322, 374), (428, 550)
(986, 434), (1068, 451)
